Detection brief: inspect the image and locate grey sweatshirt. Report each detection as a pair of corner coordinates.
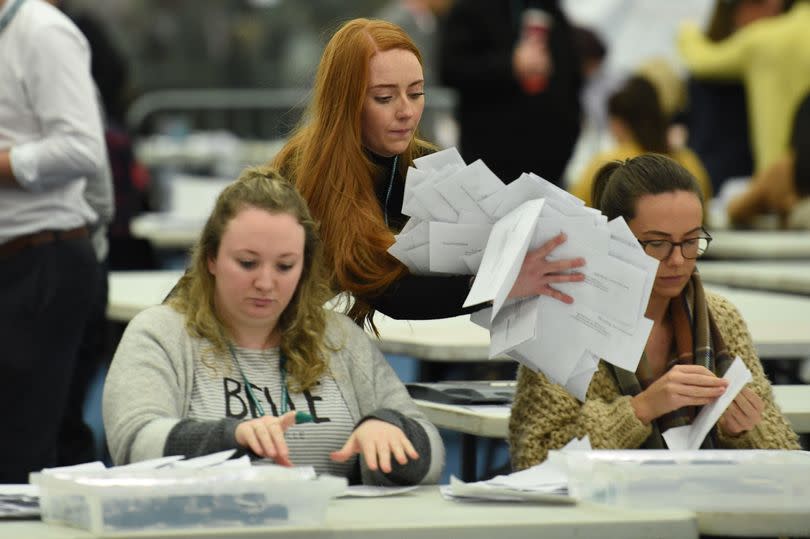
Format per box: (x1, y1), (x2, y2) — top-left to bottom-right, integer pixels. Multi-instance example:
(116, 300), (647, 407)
(103, 305), (444, 485)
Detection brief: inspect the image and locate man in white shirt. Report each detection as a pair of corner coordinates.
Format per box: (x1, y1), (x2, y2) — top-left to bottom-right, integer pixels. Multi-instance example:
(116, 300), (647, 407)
(0, 0), (108, 482)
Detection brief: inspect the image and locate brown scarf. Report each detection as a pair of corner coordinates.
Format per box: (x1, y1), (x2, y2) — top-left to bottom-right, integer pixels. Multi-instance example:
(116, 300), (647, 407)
(610, 272), (734, 449)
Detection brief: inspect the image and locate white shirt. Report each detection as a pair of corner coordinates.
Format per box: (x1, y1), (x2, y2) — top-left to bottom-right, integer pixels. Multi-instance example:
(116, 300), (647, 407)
(0, 0), (106, 243)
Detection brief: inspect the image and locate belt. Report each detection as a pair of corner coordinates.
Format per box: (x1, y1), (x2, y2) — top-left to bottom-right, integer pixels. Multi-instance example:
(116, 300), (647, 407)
(0, 226), (89, 259)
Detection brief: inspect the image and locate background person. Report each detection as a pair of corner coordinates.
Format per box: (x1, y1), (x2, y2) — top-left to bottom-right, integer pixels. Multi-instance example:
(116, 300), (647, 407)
(0, 0), (106, 483)
(103, 169), (443, 485)
(728, 91), (810, 229)
(510, 154), (799, 470)
(569, 75), (711, 208)
(678, 0), (810, 174)
(272, 18), (585, 330)
(438, 0), (582, 186)
(683, 0), (783, 195)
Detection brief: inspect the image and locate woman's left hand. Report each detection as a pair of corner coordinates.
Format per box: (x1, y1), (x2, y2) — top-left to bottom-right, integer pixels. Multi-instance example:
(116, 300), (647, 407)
(717, 386), (765, 436)
(330, 419), (419, 473)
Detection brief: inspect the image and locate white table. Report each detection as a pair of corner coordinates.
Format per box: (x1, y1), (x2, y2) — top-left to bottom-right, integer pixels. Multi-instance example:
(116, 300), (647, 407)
(698, 260), (810, 294)
(107, 272), (810, 360)
(0, 486), (698, 539)
(415, 384), (810, 438)
(707, 230), (810, 259)
(130, 214), (204, 250)
(106, 270), (185, 322)
(416, 384), (810, 483)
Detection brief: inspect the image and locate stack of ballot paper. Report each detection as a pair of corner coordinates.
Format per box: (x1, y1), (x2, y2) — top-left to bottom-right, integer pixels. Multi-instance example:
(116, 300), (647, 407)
(387, 147), (660, 400)
(440, 436), (590, 503)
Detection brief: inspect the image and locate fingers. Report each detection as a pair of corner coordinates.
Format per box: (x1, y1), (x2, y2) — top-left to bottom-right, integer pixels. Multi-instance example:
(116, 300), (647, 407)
(737, 387), (765, 415)
(725, 387), (764, 433)
(330, 438), (355, 463)
(362, 438), (379, 472)
(330, 422), (420, 474)
(670, 365), (730, 388)
(235, 412), (296, 466)
(539, 285), (574, 304)
(377, 441), (392, 474)
(532, 233), (567, 258)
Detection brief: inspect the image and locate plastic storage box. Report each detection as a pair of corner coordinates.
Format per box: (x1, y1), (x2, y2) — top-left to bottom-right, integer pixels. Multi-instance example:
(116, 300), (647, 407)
(549, 449), (810, 512)
(31, 465), (347, 534)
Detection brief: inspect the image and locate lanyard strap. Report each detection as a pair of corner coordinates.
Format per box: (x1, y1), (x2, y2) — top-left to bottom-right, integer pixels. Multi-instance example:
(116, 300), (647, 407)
(383, 154), (399, 228)
(228, 343), (288, 417)
(0, 0), (25, 36)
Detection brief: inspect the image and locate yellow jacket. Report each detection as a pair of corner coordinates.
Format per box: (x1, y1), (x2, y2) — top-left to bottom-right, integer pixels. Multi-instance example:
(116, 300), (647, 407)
(570, 142), (712, 207)
(678, 2), (810, 172)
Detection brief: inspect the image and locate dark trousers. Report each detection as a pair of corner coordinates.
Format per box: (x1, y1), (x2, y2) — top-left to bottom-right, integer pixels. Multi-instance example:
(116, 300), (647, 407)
(0, 236), (98, 483)
(57, 259), (109, 466)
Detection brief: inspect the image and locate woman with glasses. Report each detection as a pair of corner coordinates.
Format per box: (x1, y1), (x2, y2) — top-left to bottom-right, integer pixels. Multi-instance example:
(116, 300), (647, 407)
(509, 154), (799, 469)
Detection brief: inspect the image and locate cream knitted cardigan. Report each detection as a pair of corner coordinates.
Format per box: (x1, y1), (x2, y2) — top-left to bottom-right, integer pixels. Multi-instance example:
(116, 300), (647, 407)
(509, 291), (800, 470)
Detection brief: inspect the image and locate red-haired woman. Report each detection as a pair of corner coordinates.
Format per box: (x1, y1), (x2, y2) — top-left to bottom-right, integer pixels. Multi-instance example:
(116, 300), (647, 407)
(273, 18), (584, 328)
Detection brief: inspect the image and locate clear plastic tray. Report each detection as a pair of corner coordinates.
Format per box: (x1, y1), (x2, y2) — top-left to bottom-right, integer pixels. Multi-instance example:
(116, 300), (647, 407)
(31, 465), (347, 534)
(549, 449), (810, 513)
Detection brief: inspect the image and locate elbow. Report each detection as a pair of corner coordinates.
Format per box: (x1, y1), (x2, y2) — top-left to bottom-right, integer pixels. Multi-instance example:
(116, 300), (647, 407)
(71, 131), (107, 177)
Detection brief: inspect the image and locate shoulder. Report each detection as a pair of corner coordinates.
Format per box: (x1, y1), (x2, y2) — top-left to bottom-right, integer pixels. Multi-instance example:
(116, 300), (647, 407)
(323, 310), (370, 348)
(705, 290), (747, 334)
(14, 0), (88, 46)
(125, 304), (188, 340)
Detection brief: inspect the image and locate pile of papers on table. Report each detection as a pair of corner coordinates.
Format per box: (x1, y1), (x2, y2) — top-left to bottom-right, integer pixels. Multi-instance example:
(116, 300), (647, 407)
(29, 450), (346, 534)
(388, 148), (659, 399)
(441, 437), (590, 503)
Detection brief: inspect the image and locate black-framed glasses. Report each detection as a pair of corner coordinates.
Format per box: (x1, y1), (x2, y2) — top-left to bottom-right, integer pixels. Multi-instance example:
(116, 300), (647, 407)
(638, 228), (713, 260)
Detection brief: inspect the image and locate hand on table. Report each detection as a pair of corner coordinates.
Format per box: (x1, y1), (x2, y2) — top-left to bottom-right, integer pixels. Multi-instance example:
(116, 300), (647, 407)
(235, 410), (297, 465)
(330, 419), (419, 473)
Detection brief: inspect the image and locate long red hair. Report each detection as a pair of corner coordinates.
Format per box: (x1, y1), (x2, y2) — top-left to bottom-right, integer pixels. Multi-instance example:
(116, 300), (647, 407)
(273, 18), (433, 327)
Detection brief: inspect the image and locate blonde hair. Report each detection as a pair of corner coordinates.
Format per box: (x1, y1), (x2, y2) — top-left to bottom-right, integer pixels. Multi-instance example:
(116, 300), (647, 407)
(167, 167), (333, 391)
(273, 18), (434, 328)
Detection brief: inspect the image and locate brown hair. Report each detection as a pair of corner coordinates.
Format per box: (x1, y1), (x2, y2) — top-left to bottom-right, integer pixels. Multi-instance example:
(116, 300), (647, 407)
(167, 167), (333, 391)
(591, 153), (704, 222)
(608, 75), (669, 154)
(272, 18), (434, 328)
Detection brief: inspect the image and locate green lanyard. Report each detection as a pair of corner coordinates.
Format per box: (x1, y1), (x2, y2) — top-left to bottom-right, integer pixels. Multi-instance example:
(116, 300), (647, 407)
(227, 343), (312, 423)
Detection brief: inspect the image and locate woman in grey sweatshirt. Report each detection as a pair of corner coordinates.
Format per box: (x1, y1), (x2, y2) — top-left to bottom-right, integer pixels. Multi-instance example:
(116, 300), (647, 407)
(103, 168), (444, 486)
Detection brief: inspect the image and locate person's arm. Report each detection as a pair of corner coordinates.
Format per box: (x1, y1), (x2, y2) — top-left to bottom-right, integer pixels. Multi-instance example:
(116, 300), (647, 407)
(707, 294), (801, 449)
(102, 307), (243, 464)
(509, 362), (653, 470)
(677, 22), (753, 80)
(370, 273), (479, 320)
(331, 319), (444, 485)
(9, 22), (106, 191)
(727, 156), (795, 226)
(373, 234), (586, 320)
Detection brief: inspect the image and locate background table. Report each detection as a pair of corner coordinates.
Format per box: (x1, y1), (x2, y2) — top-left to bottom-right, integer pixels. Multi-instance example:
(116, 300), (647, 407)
(416, 384), (810, 438)
(108, 272), (810, 360)
(0, 486), (698, 539)
(706, 230), (810, 259)
(697, 260), (810, 294)
(416, 384), (810, 481)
